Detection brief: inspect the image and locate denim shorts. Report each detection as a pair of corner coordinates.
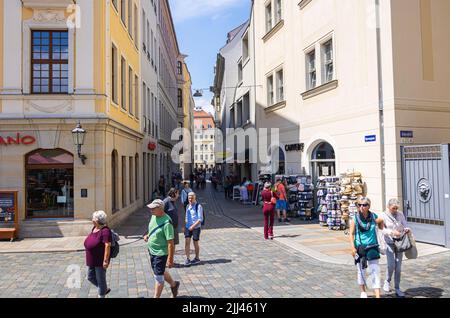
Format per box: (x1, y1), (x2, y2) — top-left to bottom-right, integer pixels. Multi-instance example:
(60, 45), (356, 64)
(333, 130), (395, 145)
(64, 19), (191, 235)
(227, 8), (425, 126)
(184, 227), (201, 241)
(149, 253), (168, 276)
(276, 200), (288, 211)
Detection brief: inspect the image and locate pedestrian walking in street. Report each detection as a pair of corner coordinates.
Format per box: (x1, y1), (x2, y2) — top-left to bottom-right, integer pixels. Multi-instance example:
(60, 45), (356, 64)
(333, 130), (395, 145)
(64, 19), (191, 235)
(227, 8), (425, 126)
(84, 211), (112, 298)
(381, 198), (410, 297)
(181, 182), (193, 211)
(144, 199), (180, 298)
(261, 182), (278, 240)
(184, 192), (204, 267)
(158, 176), (166, 197)
(350, 197), (384, 298)
(275, 178), (289, 223)
(163, 188), (180, 246)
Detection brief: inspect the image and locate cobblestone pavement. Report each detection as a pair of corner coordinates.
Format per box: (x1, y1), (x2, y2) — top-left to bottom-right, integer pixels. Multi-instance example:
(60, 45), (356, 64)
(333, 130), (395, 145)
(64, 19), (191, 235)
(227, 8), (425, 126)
(0, 186), (449, 298)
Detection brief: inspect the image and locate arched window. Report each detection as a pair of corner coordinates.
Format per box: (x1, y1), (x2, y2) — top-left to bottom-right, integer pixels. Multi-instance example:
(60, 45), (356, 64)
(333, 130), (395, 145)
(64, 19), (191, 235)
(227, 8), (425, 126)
(312, 142), (335, 160)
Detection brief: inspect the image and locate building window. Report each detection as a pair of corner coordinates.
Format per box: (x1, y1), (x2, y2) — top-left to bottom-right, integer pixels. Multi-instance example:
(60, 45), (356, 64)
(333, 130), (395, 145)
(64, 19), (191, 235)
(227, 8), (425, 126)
(267, 75), (274, 106)
(121, 0), (126, 25)
(306, 50), (316, 90)
(111, 44), (118, 103)
(178, 89), (183, 108)
(230, 108), (235, 128)
(322, 39), (334, 83)
(143, 83), (147, 132)
(210, 154), (214, 160)
(177, 61), (182, 75)
(243, 33), (249, 61)
(265, 3), (272, 33)
(275, 0), (283, 24)
(112, 0), (118, 11)
(129, 67), (133, 115)
(135, 154), (139, 200)
(31, 31), (69, 94)
(195, 145), (198, 151)
(128, 0), (133, 37)
(135, 74), (139, 117)
(243, 92), (250, 123)
(134, 4), (138, 46)
(276, 69), (284, 102)
(238, 60), (243, 83)
(142, 10), (146, 51)
(236, 100), (243, 127)
(121, 57), (126, 110)
(210, 145), (214, 151)
(112, 150), (118, 213)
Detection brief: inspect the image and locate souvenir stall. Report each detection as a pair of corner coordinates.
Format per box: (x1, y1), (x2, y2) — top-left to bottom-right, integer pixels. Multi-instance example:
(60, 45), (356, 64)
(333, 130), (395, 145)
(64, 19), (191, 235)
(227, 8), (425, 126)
(296, 176), (314, 220)
(339, 171), (365, 231)
(316, 176), (342, 230)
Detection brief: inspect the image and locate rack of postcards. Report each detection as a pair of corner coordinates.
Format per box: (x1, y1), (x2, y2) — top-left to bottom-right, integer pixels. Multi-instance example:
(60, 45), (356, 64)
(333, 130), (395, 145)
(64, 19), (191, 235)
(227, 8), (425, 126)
(316, 176), (343, 230)
(296, 176), (314, 220)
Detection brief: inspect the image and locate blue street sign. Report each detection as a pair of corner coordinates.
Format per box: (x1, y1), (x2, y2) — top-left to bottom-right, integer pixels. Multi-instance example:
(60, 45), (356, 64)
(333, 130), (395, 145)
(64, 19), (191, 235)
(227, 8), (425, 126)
(400, 131), (414, 138)
(365, 135), (376, 143)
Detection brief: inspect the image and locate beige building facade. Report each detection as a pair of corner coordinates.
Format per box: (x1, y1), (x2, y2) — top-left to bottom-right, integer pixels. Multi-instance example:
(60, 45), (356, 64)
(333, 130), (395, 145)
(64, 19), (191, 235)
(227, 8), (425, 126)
(243, 0), (450, 215)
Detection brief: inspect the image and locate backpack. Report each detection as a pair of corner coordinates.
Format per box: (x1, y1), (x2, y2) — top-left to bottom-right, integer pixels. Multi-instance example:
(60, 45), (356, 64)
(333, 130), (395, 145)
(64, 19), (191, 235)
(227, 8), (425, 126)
(109, 228), (121, 259)
(193, 203), (205, 226)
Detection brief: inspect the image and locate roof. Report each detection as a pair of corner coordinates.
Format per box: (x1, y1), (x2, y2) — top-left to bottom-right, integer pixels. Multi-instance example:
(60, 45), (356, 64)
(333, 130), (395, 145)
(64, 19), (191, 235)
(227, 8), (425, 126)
(194, 109), (214, 119)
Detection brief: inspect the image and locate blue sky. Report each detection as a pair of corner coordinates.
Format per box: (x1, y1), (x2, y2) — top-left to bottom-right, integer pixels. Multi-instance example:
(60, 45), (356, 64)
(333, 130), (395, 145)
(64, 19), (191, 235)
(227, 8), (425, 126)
(169, 0), (251, 115)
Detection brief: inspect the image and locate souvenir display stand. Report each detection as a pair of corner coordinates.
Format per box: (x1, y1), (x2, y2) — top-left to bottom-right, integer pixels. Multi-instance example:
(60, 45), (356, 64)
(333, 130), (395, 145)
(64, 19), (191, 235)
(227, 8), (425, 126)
(296, 176), (314, 220)
(316, 177), (343, 230)
(339, 171), (365, 231)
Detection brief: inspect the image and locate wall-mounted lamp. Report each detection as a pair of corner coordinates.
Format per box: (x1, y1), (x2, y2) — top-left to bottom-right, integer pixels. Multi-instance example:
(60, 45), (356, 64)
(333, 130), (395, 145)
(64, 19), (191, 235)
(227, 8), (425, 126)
(72, 122), (87, 165)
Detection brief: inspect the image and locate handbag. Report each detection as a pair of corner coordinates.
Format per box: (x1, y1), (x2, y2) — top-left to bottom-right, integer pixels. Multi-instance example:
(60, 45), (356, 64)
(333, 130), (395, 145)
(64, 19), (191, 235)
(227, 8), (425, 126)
(376, 228), (387, 255)
(394, 233), (413, 253)
(405, 231), (418, 259)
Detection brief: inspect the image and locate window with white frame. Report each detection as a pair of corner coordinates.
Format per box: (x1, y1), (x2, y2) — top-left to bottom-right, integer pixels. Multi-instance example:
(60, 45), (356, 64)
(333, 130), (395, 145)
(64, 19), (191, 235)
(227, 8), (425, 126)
(238, 60), (243, 83)
(322, 39), (334, 83)
(306, 50), (316, 90)
(267, 75), (274, 106)
(265, 3), (272, 33)
(142, 10), (146, 51)
(275, 0), (283, 24)
(242, 32), (249, 61)
(276, 69), (284, 102)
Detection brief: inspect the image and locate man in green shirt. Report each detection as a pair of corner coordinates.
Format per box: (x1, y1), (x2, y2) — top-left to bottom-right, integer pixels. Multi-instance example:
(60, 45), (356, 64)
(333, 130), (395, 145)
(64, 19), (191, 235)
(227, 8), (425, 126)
(144, 199), (180, 298)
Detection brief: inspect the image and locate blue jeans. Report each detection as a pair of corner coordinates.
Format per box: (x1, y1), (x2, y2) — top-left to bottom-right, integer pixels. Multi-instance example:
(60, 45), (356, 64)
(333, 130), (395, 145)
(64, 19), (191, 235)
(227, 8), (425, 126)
(87, 267), (108, 297)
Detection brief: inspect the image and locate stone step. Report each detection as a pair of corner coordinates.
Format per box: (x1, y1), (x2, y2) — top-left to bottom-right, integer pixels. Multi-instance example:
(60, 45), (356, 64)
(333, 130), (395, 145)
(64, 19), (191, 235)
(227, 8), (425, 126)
(19, 219), (93, 238)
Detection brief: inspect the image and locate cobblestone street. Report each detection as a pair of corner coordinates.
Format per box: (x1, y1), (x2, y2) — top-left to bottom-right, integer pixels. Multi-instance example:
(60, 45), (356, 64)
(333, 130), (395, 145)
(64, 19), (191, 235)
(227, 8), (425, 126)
(0, 185), (449, 298)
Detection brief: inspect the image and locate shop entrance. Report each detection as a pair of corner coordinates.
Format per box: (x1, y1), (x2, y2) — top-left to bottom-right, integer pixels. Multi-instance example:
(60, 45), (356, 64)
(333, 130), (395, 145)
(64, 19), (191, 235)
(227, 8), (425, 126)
(311, 142), (336, 183)
(25, 149), (74, 219)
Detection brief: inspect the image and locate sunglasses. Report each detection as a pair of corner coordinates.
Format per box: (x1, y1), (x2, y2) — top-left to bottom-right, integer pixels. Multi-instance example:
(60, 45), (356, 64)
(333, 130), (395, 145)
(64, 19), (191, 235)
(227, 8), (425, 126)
(358, 204), (369, 207)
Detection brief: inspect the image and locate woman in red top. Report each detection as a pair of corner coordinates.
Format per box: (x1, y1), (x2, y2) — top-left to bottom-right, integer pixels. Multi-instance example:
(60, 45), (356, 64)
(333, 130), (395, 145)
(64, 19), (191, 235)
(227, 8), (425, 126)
(261, 182), (278, 240)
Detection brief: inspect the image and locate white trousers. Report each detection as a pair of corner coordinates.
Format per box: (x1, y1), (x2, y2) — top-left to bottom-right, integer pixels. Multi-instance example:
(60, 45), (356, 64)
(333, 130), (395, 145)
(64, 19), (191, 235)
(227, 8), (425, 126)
(357, 259), (381, 289)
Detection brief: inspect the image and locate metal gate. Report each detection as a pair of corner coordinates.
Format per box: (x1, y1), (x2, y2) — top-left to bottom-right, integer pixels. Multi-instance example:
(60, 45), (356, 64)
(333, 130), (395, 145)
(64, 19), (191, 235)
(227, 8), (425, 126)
(401, 144), (450, 247)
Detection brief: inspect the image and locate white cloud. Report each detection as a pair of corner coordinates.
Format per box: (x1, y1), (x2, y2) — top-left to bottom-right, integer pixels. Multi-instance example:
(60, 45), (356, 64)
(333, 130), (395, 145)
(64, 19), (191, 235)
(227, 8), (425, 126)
(194, 97), (215, 116)
(170, 0), (243, 23)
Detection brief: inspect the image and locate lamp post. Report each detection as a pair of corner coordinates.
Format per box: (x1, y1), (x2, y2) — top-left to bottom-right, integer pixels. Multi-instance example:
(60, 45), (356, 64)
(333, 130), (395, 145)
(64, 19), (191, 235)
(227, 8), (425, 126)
(72, 122), (87, 165)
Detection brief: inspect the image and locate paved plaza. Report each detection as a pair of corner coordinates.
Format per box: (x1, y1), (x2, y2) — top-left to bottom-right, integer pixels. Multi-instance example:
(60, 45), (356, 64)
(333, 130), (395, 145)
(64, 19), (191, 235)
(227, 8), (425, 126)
(0, 185), (449, 298)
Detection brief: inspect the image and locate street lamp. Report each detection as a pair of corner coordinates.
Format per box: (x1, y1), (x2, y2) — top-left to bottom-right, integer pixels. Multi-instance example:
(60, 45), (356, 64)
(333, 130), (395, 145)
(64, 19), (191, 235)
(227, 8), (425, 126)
(72, 122), (87, 165)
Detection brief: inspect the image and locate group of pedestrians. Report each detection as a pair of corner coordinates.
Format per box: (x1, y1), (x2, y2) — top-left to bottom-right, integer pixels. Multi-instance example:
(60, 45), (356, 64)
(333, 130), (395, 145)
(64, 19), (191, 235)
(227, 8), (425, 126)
(83, 182), (204, 298)
(349, 197), (411, 298)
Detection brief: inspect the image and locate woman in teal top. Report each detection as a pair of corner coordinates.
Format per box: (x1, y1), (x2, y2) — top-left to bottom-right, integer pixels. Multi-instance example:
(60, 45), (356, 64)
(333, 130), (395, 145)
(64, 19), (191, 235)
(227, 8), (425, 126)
(350, 197), (385, 299)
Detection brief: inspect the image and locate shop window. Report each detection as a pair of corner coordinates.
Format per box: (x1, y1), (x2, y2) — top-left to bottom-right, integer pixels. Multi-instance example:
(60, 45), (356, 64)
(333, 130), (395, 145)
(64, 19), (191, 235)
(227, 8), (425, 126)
(122, 156), (127, 208)
(135, 154), (139, 201)
(129, 157), (134, 203)
(25, 149), (74, 218)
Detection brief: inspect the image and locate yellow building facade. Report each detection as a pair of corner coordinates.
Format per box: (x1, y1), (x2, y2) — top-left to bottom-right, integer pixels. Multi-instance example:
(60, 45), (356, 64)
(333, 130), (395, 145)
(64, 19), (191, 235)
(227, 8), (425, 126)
(0, 0), (144, 237)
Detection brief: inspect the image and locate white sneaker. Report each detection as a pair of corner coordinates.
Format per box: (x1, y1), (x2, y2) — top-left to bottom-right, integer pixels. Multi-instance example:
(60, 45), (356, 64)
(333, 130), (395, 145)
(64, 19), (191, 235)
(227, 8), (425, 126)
(383, 280), (391, 293)
(360, 292), (368, 298)
(396, 289), (406, 297)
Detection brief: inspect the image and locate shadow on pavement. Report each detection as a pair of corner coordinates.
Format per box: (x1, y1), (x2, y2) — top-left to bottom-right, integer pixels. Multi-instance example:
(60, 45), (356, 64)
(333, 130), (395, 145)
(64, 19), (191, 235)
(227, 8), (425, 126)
(275, 234), (301, 239)
(404, 287), (444, 298)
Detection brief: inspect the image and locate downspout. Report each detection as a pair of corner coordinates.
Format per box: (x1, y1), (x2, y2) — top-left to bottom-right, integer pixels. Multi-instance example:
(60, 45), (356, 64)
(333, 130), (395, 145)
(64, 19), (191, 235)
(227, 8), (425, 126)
(375, 0), (386, 211)
(251, 0), (257, 177)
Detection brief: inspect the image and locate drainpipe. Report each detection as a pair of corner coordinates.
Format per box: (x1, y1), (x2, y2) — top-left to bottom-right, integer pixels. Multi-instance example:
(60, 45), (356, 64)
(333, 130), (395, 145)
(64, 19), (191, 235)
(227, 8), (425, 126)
(375, 0), (387, 211)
